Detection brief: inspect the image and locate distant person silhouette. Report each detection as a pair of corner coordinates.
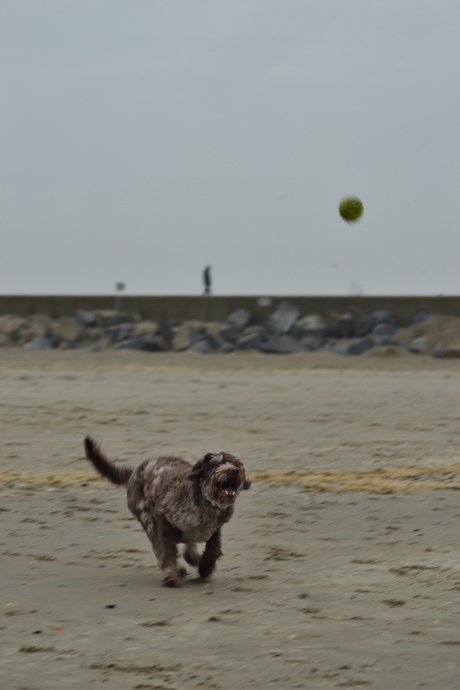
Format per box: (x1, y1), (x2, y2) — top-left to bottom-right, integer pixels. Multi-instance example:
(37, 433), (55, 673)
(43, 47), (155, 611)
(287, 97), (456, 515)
(203, 266), (212, 295)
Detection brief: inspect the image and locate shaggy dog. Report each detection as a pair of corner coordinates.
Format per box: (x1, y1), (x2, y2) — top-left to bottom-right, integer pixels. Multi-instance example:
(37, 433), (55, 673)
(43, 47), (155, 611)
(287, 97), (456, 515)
(84, 437), (251, 587)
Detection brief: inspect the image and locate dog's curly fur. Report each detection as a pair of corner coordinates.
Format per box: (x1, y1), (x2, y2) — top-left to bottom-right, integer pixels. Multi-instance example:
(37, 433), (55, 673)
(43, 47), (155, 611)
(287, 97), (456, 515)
(84, 437), (251, 587)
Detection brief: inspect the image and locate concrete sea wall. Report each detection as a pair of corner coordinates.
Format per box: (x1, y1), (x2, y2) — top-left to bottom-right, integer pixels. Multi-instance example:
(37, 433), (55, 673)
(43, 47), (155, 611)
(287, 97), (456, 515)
(1, 295), (460, 326)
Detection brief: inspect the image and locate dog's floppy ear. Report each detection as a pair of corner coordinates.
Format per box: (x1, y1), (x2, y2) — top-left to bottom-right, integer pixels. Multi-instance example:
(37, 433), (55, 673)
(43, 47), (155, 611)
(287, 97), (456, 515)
(189, 453), (213, 482)
(243, 477), (252, 490)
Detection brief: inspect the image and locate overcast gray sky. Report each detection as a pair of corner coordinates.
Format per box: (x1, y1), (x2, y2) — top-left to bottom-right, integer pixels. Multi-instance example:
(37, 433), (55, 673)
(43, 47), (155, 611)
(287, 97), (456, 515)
(1, 1), (459, 295)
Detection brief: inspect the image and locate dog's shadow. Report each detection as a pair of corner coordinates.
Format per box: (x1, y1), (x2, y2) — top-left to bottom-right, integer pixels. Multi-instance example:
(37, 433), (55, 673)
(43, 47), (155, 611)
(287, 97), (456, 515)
(124, 570), (212, 591)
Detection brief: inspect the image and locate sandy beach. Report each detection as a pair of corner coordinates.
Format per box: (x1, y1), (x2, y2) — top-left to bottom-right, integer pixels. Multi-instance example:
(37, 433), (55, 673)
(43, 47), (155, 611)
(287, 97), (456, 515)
(1, 349), (460, 689)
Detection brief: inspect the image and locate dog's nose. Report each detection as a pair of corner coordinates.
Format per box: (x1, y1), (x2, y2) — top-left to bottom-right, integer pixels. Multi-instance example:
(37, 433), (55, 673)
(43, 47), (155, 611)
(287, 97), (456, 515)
(230, 467), (239, 474)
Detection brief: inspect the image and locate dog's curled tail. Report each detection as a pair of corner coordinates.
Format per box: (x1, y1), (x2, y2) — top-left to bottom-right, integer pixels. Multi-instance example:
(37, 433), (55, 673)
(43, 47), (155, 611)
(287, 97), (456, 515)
(84, 436), (133, 486)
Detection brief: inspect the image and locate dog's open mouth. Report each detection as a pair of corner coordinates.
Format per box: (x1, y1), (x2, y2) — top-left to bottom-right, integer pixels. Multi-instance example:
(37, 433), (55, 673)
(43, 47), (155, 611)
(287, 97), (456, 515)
(221, 480), (237, 498)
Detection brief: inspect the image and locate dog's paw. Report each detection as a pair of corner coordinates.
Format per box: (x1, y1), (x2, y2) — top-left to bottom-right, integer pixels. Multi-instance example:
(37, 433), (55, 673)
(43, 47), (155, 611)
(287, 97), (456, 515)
(162, 574), (182, 587)
(178, 566), (187, 578)
(198, 565), (214, 581)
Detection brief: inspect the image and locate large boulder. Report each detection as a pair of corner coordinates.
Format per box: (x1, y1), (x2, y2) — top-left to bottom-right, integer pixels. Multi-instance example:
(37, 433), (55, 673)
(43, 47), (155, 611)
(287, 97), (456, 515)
(219, 309), (252, 343)
(49, 316), (82, 346)
(368, 310), (396, 328)
(95, 334), (112, 350)
(143, 336), (167, 352)
(225, 309), (251, 330)
(171, 320), (223, 350)
(371, 323), (396, 338)
(171, 320), (208, 350)
(74, 310), (97, 328)
(218, 342), (236, 353)
(171, 324), (197, 351)
(369, 323), (398, 346)
(112, 336), (145, 350)
(0, 315), (28, 342)
(152, 323), (173, 350)
(0, 314), (52, 345)
(77, 327), (108, 346)
(334, 337), (374, 356)
(329, 313), (354, 339)
(220, 311), (251, 342)
(265, 302), (300, 335)
(235, 325), (265, 350)
(190, 340), (213, 354)
(23, 334), (54, 350)
(300, 335), (324, 351)
(219, 325), (240, 343)
(190, 333), (223, 353)
(17, 314), (53, 346)
(408, 337), (428, 354)
(409, 312), (432, 327)
(142, 322), (175, 351)
(396, 314), (460, 356)
(349, 309), (372, 337)
(260, 335), (306, 354)
(94, 310), (141, 328)
(292, 315), (328, 341)
(372, 335), (406, 347)
(106, 323), (137, 344)
(106, 320), (157, 346)
(134, 321), (158, 341)
(201, 321), (225, 339)
(202, 332), (223, 350)
(435, 343), (460, 358)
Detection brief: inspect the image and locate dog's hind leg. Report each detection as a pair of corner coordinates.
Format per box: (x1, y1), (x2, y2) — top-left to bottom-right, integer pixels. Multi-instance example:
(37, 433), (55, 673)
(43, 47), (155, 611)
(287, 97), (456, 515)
(199, 528), (222, 580)
(183, 543), (200, 568)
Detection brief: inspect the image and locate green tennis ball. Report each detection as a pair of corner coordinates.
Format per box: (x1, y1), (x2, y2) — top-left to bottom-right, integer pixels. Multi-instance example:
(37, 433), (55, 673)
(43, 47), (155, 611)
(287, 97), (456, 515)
(339, 197), (364, 223)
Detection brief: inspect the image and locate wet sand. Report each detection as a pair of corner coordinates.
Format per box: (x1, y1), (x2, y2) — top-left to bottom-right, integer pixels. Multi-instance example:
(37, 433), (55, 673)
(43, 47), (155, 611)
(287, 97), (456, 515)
(1, 349), (460, 689)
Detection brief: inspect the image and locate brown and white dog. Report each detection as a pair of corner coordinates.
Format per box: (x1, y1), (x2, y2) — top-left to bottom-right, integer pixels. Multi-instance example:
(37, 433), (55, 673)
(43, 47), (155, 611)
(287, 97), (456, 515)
(84, 437), (251, 587)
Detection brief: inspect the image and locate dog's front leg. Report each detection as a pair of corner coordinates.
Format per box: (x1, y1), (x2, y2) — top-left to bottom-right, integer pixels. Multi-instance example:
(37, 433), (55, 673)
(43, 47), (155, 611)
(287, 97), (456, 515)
(155, 519), (182, 587)
(199, 528), (222, 580)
